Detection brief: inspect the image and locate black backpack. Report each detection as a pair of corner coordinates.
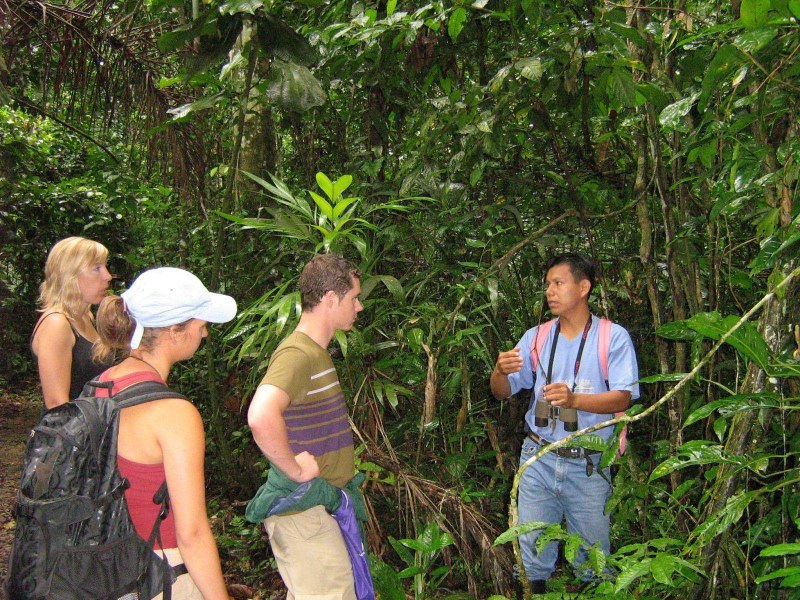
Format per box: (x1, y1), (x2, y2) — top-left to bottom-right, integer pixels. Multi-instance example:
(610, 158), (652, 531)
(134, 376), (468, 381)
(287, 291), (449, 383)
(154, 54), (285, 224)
(5, 379), (190, 600)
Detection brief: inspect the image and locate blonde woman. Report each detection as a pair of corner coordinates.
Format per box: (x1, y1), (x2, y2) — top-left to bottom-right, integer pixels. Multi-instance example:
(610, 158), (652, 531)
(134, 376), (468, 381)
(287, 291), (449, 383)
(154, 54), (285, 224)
(31, 236), (113, 408)
(94, 267), (236, 599)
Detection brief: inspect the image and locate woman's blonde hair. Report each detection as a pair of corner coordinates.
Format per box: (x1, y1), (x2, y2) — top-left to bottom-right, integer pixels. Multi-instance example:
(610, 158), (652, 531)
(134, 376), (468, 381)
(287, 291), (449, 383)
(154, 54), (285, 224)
(38, 237), (109, 320)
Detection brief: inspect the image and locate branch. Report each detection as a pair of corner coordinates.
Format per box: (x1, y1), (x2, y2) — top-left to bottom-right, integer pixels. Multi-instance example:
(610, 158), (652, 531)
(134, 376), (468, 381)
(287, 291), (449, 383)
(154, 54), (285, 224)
(12, 96), (120, 163)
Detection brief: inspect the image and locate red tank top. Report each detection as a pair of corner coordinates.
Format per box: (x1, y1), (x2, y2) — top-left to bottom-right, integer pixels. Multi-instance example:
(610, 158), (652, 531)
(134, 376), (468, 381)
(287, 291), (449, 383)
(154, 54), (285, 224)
(97, 370), (178, 549)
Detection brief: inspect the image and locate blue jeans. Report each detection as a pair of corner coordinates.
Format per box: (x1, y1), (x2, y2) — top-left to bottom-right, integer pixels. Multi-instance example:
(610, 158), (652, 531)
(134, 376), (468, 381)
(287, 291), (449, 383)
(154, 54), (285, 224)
(518, 436), (611, 581)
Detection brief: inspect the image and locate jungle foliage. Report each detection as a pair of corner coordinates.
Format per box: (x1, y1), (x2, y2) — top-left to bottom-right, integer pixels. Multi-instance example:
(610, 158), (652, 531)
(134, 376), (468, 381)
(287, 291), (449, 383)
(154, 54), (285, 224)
(1, 0), (799, 598)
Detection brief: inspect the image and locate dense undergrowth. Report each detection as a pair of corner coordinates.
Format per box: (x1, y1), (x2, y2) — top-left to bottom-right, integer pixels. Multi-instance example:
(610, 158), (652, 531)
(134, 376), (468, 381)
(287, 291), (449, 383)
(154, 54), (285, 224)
(2, 0), (800, 597)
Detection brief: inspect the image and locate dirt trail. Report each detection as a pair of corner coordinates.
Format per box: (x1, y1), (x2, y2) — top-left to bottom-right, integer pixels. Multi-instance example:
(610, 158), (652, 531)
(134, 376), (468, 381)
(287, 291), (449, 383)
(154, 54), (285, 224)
(0, 382), (41, 585)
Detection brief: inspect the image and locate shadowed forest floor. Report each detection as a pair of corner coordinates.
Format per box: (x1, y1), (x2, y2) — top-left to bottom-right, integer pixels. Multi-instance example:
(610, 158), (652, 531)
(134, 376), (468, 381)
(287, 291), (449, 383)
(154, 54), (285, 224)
(0, 382), (40, 585)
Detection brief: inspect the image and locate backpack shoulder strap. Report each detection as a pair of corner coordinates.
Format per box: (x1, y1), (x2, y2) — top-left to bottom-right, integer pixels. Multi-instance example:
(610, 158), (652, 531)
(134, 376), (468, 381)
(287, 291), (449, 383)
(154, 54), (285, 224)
(529, 318), (557, 374)
(111, 380), (190, 408)
(598, 318), (630, 456)
(598, 318), (612, 384)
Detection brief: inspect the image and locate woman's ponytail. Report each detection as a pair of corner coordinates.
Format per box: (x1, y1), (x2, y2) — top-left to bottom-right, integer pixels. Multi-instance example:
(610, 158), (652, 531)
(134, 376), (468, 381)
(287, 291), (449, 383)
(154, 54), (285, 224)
(93, 295), (134, 363)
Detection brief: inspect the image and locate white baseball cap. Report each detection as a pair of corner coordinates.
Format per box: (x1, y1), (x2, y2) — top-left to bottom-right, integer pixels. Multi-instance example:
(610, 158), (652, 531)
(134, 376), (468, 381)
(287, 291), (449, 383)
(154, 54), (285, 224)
(121, 267), (237, 350)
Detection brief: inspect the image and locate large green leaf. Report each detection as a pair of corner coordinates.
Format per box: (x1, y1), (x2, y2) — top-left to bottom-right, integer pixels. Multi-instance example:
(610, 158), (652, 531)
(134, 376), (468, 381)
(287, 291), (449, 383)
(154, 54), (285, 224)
(648, 441), (744, 481)
(265, 60), (326, 112)
(760, 543), (800, 557)
(494, 521), (549, 546)
(167, 92), (227, 119)
(656, 320), (699, 341)
(685, 312), (771, 370)
(684, 392), (780, 427)
(734, 28), (777, 53)
(219, 0), (262, 15)
(698, 45), (746, 112)
(740, 0), (770, 28)
(690, 490), (757, 544)
(639, 373), (690, 383)
(607, 68), (637, 109)
(615, 557), (652, 592)
(361, 274), (405, 304)
(749, 229), (800, 275)
(448, 7), (467, 40)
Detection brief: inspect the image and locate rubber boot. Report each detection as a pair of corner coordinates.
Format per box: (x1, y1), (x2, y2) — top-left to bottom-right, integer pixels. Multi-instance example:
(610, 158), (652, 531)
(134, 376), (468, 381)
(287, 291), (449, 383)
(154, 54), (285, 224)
(529, 579), (547, 595)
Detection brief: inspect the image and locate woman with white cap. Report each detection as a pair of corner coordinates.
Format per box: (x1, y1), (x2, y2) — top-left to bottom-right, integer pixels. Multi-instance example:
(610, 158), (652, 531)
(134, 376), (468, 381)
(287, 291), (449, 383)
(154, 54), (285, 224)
(94, 267), (236, 600)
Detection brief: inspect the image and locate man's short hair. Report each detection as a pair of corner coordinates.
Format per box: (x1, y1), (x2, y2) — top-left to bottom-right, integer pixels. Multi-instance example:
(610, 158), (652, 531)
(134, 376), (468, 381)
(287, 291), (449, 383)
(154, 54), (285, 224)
(546, 253), (596, 293)
(298, 254), (361, 311)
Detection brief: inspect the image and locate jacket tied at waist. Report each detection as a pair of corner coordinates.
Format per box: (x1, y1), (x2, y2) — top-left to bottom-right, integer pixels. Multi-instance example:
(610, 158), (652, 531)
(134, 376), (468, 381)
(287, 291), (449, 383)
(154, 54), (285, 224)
(245, 468), (367, 523)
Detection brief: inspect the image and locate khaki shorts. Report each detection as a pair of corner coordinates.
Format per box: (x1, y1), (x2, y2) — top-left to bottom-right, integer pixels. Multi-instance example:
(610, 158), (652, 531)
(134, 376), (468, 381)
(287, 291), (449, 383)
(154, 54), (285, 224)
(151, 547), (204, 600)
(265, 505), (356, 600)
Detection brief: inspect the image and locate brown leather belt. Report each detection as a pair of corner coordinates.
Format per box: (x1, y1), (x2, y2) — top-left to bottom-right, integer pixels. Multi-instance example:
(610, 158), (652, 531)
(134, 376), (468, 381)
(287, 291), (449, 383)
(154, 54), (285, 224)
(528, 432), (600, 459)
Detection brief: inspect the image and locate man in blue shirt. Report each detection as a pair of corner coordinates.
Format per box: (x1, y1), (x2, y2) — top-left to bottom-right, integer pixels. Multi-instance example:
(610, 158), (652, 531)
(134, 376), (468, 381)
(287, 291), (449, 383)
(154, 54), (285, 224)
(490, 253), (639, 593)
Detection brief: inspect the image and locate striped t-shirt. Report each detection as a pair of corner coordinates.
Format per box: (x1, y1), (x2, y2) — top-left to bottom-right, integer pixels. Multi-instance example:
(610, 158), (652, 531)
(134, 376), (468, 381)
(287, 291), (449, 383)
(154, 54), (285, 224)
(260, 331), (355, 487)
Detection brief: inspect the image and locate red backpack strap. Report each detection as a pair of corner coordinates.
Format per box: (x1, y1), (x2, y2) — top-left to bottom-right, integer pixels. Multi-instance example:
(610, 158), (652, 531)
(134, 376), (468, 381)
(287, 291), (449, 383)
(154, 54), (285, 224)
(529, 319), (557, 375)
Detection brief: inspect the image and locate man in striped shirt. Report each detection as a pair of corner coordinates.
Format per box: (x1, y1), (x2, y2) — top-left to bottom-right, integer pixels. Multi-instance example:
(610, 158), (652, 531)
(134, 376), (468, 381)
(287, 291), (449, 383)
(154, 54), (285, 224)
(248, 254), (364, 599)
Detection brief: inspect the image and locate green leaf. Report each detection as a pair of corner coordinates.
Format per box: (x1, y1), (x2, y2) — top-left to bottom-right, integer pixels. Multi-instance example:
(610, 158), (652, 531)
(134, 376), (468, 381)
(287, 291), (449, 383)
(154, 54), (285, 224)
(360, 274), (405, 304)
(656, 320), (698, 341)
(740, 0), (770, 28)
(712, 416), (727, 441)
(370, 556), (406, 600)
(448, 7), (467, 40)
(659, 92), (700, 130)
(315, 172), (334, 200)
(685, 312), (771, 370)
(607, 22), (646, 48)
(564, 534), (581, 563)
(650, 555), (675, 585)
(699, 45), (746, 112)
(749, 235), (784, 274)
(219, 0), (263, 15)
(790, 0), (800, 18)
(684, 392), (780, 427)
(516, 57), (544, 81)
(308, 190), (334, 221)
(333, 197), (359, 220)
(494, 521), (549, 546)
(334, 329), (348, 357)
(691, 490), (756, 544)
(265, 60), (326, 112)
(734, 28), (777, 53)
(607, 69), (637, 109)
(332, 174), (353, 199)
(388, 535), (415, 566)
(167, 92), (226, 119)
(649, 441), (740, 481)
(760, 543), (800, 557)
(616, 557), (652, 592)
(755, 566), (800, 584)
(386, 0), (397, 16)
(639, 373), (690, 383)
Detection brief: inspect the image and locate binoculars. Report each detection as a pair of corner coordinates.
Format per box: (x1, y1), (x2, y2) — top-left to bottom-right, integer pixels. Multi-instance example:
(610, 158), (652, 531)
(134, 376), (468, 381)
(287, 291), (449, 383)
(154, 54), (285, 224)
(534, 396), (578, 432)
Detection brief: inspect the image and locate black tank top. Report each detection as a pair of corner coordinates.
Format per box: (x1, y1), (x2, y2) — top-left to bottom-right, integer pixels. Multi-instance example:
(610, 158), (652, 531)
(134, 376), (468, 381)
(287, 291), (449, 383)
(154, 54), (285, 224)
(31, 313), (113, 400)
